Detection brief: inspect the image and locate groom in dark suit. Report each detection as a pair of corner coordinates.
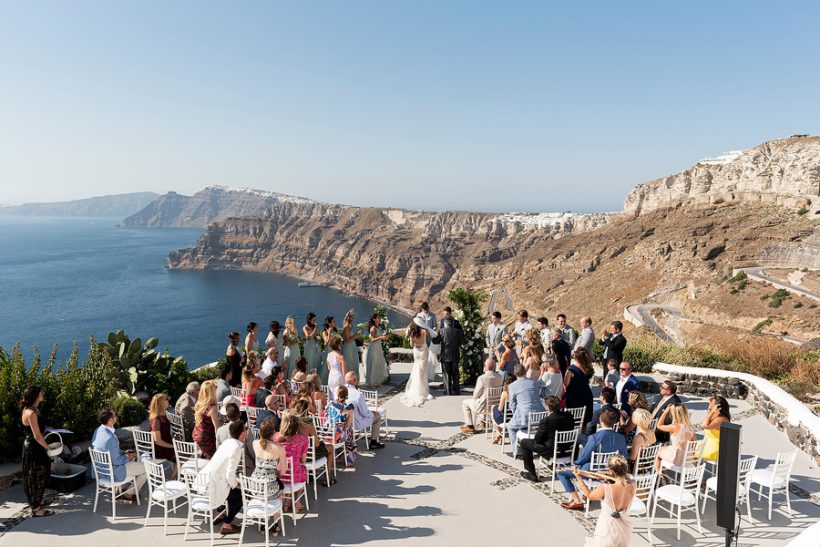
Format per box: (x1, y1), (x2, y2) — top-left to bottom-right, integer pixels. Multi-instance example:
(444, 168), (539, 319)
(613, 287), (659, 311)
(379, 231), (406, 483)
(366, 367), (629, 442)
(440, 317), (467, 395)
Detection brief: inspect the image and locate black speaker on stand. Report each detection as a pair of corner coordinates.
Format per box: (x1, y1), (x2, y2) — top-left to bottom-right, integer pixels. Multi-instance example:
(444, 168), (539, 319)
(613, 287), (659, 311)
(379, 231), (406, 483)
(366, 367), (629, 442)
(716, 422), (742, 546)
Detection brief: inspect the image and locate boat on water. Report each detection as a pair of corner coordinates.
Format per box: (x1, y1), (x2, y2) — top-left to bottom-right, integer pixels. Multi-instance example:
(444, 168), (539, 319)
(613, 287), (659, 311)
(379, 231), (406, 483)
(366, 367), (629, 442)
(298, 282), (322, 288)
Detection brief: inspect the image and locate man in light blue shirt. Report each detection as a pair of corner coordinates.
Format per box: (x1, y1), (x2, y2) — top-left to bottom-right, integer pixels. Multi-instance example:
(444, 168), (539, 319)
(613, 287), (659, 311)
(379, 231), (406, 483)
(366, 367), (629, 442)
(91, 407), (145, 500)
(506, 364), (546, 453)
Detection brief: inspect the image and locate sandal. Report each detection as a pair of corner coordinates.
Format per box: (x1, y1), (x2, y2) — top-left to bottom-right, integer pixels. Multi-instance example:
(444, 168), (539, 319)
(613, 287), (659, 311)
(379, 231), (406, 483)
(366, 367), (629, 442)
(321, 477), (337, 487)
(32, 510), (55, 517)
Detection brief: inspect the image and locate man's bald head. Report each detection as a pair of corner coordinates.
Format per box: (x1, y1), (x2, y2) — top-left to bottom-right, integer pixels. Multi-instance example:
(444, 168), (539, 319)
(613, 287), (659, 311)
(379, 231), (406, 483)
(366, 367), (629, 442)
(345, 371), (358, 386)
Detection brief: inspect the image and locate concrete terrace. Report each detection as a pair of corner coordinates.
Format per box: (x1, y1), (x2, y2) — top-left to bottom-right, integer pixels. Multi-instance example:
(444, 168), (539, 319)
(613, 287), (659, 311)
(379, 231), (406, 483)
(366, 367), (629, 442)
(1, 362), (819, 547)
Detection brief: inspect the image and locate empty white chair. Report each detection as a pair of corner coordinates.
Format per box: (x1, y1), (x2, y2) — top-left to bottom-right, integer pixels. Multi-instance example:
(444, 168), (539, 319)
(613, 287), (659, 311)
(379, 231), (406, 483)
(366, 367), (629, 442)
(304, 434), (331, 500)
(184, 472), (222, 546)
(133, 429), (167, 465)
(748, 450), (796, 520)
(537, 428), (579, 492)
(362, 388), (390, 435)
(583, 451), (619, 517)
(143, 459), (188, 535)
(628, 472), (658, 545)
(701, 456), (757, 520)
(566, 407), (586, 431)
(483, 387), (503, 438)
(513, 410), (548, 457)
(652, 463), (705, 541)
(239, 475), (286, 547)
(280, 456), (309, 524)
(168, 411), (185, 442)
(174, 439), (206, 482)
(89, 447), (141, 519)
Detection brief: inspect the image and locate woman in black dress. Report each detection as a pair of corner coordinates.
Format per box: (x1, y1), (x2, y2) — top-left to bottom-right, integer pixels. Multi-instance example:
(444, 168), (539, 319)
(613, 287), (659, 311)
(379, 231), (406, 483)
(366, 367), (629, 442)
(562, 347), (595, 429)
(226, 331), (243, 387)
(21, 385), (54, 517)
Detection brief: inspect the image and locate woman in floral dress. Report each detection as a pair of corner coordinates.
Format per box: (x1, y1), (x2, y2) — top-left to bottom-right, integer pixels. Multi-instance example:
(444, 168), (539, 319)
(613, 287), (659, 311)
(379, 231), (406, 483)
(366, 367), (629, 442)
(326, 386), (357, 467)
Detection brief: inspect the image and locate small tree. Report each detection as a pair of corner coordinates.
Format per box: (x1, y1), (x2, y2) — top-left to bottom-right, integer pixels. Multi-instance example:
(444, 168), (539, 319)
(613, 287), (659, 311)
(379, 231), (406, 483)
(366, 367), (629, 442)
(447, 288), (489, 383)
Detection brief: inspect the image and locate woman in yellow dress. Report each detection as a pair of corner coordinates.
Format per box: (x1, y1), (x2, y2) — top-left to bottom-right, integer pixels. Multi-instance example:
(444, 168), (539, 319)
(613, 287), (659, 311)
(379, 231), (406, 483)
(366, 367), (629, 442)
(701, 395), (731, 461)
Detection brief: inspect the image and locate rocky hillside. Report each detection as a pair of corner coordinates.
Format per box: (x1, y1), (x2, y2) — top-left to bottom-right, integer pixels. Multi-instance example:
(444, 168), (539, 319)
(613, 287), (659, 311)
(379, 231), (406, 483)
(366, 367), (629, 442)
(121, 185), (318, 228)
(0, 192), (159, 218)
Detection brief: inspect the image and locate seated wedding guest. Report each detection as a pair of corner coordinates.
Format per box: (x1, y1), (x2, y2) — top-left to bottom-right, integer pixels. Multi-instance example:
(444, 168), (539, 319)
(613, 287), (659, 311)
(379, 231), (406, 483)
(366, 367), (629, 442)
(701, 395), (731, 461)
(242, 354), (264, 408)
(655, 404), (696, 472)
(558, 408), (627, 510)
(649, 380), (681, 444)
(175, 381), (199, 442)
(491, 375), (516, 444)
(327, 386), (358, 467)
(198, 420), (246, 535)
(258, 347), (279, 381)
(289, 399), (326, 455)
(216, 402), (241, 446)
(148, 393), (176, 479)
(91, 407), (144, 502)
(255, 394), (283, 430)
(628, 409), (656, 471)
(581, 387), (617, 444)
(295, 378), (318, 414)
(549, 328), (572, 376)
(518, 396), (575, 482)
(563, 347), (595, 429)
(603, 359), (619, 389)
(507, 364), (546, 454)
(193, 380), (221, 460)
(539, 356), (563, 399)
(521, 329), (545, 380)
(265, 365), (291, 405)
(619, 391), (650, 442)
(461, 358), (502, 433)
(251, 417), (285, 499)
(345, 371), (386, 449)
(493, 335), (519, 379)
(273, 411), (308, 511)
(485, 311), (506, 359)
(574, 455), (636, 546)
(291, 356), (308, 382)
(216, 365), (232, 403)
(307, 373), (328, 414)
(614, 361), (641, 412)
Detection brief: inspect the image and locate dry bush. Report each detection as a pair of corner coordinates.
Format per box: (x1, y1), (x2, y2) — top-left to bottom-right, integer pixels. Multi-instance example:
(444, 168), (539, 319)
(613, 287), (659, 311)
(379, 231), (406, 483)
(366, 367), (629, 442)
(704, 331), (799, 381)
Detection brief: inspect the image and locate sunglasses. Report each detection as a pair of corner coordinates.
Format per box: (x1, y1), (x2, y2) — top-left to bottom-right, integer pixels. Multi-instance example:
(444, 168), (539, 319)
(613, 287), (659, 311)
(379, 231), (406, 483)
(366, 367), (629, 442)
(619, 367), (631, 371)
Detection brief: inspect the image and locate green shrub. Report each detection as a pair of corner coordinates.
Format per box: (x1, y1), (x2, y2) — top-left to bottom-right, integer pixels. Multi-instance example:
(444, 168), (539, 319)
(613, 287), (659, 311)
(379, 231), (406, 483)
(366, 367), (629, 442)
(592, 338), (606, 363)
(190, 363), (220, 384)
(760, 294), (769, 300)
(111, 394), (147, 427)
(729, 271), (747, 282)
(794, 301), (803, 309)
(730, 288), (739, 294)
(752, 319), (773, 333)
(737, 279), (747, 290)
(797, 207), (809, 215)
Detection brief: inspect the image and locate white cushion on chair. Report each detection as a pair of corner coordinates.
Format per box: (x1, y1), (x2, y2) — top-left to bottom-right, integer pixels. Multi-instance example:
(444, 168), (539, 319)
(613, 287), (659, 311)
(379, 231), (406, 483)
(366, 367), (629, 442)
(368, 406), (386, 415)
(656, 485), (697, 506)
(181, 459), (207, 474)
(748, 469), (786, 488)
(305, 457), (327, 470)
(151, 481), (188, 501)
(282, 482), (306, 493)
(628, 498), (647, 516)
(245, 499), (283, 518)
(191, 495), (217, 512)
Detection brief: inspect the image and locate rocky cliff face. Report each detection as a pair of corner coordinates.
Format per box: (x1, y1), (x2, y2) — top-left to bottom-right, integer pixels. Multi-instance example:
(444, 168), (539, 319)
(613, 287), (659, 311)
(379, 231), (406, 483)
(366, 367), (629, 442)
(0, 192), (159, 218)
(121, 185), (320, 228)
(624, 136), (820, 216)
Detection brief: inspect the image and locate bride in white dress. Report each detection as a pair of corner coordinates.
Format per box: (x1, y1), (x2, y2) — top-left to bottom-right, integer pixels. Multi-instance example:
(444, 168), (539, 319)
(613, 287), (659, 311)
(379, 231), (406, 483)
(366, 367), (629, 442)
(401, 317), (438, 407)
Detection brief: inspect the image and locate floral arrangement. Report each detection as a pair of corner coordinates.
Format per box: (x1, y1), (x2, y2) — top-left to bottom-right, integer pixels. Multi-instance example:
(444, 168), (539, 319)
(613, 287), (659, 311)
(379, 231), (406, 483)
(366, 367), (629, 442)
(447, 288), (489, 383)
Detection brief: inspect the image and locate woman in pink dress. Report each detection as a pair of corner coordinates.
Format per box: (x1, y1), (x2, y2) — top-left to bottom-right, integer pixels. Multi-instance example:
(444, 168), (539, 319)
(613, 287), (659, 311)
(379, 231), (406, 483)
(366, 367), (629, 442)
(273, 410), (308, 511)
(656, 404), (696, 471)
(575, 455), (636, 547)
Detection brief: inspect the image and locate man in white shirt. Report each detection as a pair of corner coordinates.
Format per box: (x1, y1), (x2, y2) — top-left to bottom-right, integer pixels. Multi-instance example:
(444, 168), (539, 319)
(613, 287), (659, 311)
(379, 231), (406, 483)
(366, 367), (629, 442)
(461, 358), (502, 433)
(615, 361), (641, 411)
(556, 314), (576, 347)
(512, 309), (533, 342)
(573, 316), (595, 354)
(485, 311), (507, 359)
(198, 421), (246, 535)
(344, 372), (385, 449)
(258, 347), (279, 380)
(536, 317), (550, 347)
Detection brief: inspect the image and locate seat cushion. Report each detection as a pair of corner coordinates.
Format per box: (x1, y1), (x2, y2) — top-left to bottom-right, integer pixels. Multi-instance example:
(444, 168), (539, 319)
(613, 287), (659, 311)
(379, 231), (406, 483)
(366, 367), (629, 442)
(748, 469), (786, 488)
(628, 498), (647, 516)
(305, 457), (328, 470)
(367, 406), (386, 416)
(245, 498), (283, 519)
(180, 459), (207, 474)
(191, 495), (218, 512)
(282, 482), (306, 493)
(656, 485), (697, 506)
(151, 481), (188, 501)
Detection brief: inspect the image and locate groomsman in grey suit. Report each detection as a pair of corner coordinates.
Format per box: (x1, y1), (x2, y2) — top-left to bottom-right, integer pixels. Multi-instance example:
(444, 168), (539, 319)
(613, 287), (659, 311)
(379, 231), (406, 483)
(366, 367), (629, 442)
(556, 314), (576, 347)
(573, 316), (595, 354)
(485, 311), (506, 360)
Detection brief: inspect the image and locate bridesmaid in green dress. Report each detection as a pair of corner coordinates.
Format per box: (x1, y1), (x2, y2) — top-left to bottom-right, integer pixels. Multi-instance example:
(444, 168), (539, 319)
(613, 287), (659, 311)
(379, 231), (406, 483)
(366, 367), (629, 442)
(364, 313), (390, 386)
(341, 310), (361, 377)
(302, 313), (321, 375)
(319, 316), (338, 385)
(283, 316), (302, 378)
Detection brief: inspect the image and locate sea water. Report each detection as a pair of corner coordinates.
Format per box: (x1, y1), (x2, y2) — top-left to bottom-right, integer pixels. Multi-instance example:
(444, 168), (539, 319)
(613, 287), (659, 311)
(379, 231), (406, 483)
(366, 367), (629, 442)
(0, 216), (408, 367)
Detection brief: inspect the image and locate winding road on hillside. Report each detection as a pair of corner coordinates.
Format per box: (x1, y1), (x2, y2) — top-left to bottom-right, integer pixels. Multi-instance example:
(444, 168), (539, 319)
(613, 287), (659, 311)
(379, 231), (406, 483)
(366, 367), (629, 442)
(734, 266), (820, 303)
(624, 304), (687, 344)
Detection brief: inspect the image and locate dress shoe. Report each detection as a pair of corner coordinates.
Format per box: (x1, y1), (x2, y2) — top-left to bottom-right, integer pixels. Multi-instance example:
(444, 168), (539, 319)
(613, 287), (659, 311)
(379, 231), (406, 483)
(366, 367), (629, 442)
(519, 471), (539, 482)
(460, 425), (476, 434)
(370, 441), (386, 449)
(220, 523), (241, 535)
(560, 501), (585, 511)
(120, 493), (136, 503)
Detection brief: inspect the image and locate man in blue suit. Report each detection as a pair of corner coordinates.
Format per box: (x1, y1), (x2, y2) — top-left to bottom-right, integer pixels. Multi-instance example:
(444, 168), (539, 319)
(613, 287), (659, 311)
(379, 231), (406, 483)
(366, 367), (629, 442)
(506, 364), (546, 455)
(91, 407), (145, 501)
(558, 408), (627, 510)
(615, 361), (642, 412)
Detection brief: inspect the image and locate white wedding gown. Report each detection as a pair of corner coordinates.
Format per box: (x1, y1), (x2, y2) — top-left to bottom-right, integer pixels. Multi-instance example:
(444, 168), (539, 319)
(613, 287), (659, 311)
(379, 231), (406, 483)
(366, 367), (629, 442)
(401, 343), (434, 407)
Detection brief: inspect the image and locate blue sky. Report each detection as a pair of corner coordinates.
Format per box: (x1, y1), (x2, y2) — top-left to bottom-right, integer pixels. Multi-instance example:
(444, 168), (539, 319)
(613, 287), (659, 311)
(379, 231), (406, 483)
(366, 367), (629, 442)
(1, 1), (818, 212)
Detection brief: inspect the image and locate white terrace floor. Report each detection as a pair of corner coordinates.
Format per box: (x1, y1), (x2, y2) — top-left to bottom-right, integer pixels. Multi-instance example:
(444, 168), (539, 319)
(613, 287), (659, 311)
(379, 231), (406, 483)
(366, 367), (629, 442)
(2, 362), (819, 547)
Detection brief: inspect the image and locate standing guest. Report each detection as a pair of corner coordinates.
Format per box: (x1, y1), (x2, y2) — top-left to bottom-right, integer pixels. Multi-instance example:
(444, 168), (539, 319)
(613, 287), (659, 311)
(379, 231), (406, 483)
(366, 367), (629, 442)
(363, 313), (390, 386)
(291, 356), (308, 382)
(656, 405), (696, 471)
(192, 380), (220, 460)
(283, 317), (302, 379)
(485, 311), (507, 359)
(341, 310), (362, 374)
(556, 314), (576, 347)
(302, 313), (321, 374)
(226, 332), (243, 387)
(650, 380), (681, 444)
(575, 455), (636, 546)
(197, 420), (247, 535)
(521, 329), (545, 381)
(175, 381), (200, 442)
(628, 409), (657, 471)
(245, 322), (260, 354)
(274, 411), (309, 511)
(326, 386), (358, 467)
(91, 407), (144, 502)
(615, 361), (641, 412)
(603, 358), (619, 389)
(518, 396), (575, 482)
(326, 335), (347, 401)
(539, 356), (564, 399)
(536, 317), (551, 349)
(701, 396), (731, 461)
(266, 320), (284, 357)
(581, 387), (617, 443)
(345, 372), (386, 449)
(242, 354), (264, 408)
(259, 347), (279, 381)
(418, 302), (437, 333)
(461, 358), (502, 433)
(512, 310), (533, 346)
(216, 402), (241, 447)
(601, 321), (627, 366)
(573, 316), (595, 355)
(319, 316), (338, 384)
(558, 408), (627, 510)
(20, 385), (54, 517)
(440, 316), (468, 395)
(148, 393), (176, 479)
(506, 364), (546, 453)
(216, 364), (233, 403)
(251, 417), (285, 499)
(439, 306), (462, 330)
(491, 375), (516, 444)
(255, 394), (282, 430)
(493, 334), (520, 380)
(563, 347), (595, 429)
(549, 328), (572, 376)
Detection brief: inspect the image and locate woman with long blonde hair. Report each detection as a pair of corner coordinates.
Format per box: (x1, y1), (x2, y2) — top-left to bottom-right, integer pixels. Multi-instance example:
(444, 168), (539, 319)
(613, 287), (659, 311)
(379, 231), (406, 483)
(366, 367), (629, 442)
(575, 455), (636, 546)
(521, 329), (544, 381)
(283, 316), (302, 379)
(148, 393), (176, 478)
(656, 404), (696, 471)
(341, 310), (362, 374)
(192, 380), (220, 459)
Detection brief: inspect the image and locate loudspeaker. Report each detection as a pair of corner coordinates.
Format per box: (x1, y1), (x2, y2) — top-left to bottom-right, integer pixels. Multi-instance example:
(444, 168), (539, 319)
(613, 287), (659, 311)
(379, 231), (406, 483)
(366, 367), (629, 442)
(716, 422), (742, 531)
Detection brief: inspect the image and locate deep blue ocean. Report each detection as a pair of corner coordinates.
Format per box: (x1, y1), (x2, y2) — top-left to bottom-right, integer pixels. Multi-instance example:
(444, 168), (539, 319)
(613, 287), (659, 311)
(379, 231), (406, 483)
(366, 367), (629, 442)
(0, 216), (408, 368)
